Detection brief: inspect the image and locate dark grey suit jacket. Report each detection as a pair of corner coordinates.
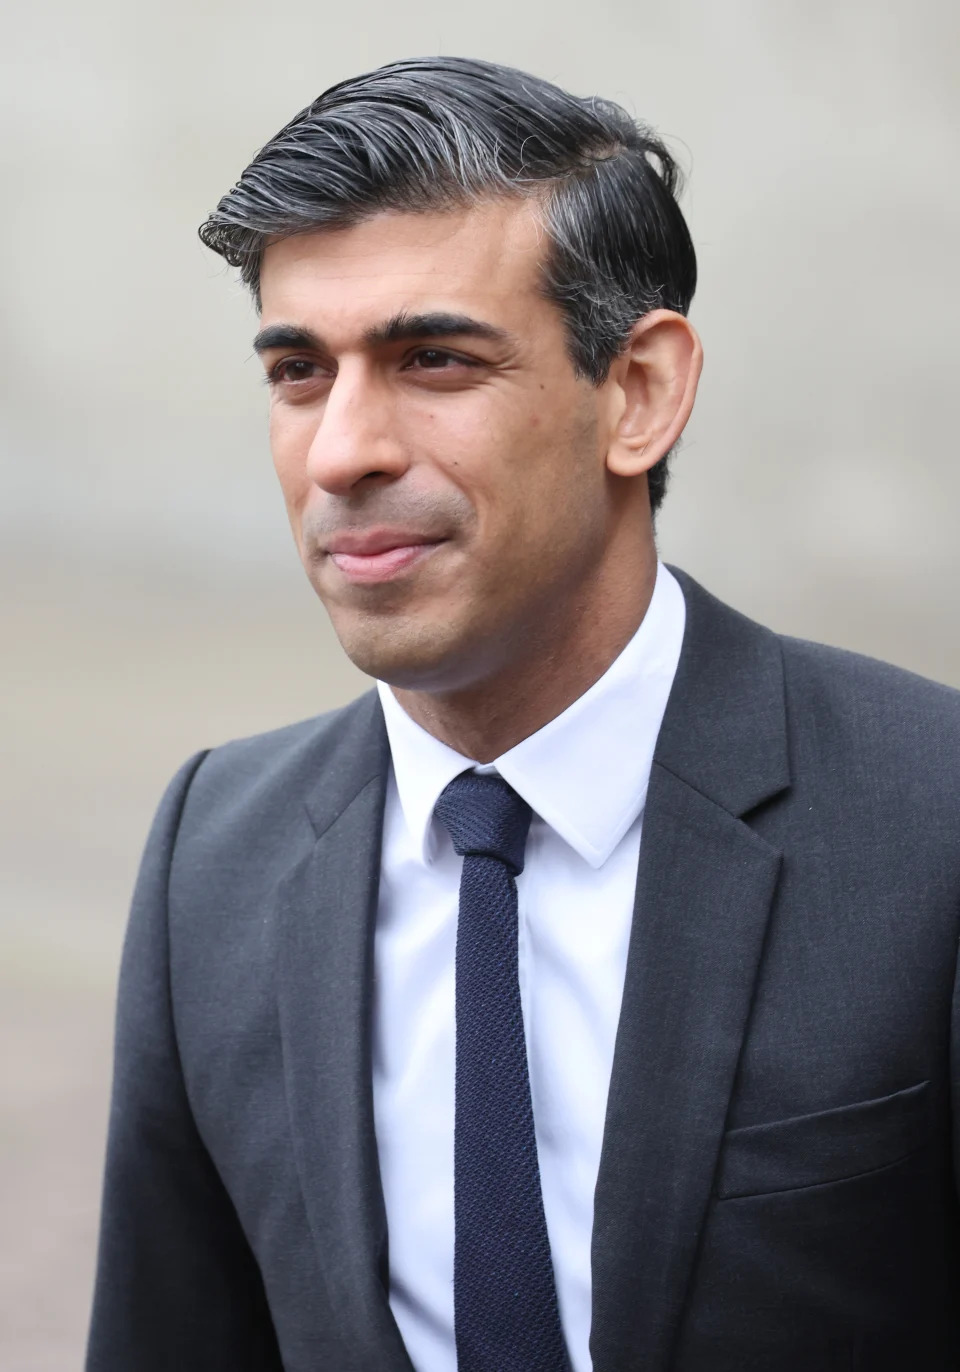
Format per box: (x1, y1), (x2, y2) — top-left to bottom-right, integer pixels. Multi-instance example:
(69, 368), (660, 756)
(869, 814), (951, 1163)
(86, 569), (960, 1371)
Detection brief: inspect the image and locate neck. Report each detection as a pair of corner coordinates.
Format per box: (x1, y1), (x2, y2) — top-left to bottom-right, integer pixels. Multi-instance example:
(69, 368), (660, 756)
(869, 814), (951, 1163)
(391, 551), (659, 763)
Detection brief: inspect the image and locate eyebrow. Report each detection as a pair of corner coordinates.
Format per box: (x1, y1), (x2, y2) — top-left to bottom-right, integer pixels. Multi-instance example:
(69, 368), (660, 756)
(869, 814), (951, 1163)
(252, 324), (322, 355)
(364, 311), (514, 348)
(252, 311), (515, 356)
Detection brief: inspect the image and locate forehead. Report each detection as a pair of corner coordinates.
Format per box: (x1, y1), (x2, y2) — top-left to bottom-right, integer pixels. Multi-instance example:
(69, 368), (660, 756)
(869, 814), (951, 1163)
(257, 200), (551, 337)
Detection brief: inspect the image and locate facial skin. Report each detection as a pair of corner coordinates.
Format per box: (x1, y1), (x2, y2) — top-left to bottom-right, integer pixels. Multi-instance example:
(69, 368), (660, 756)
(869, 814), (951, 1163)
(257, 200), (702, 760)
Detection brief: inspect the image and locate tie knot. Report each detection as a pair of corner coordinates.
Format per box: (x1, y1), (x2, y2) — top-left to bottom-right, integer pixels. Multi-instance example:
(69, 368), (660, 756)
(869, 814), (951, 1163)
(434, 771), (532, 876)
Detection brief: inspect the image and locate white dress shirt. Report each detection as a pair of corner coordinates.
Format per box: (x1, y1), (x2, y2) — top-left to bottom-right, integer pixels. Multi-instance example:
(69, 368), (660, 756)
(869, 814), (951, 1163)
(372, 562), (686, 1372)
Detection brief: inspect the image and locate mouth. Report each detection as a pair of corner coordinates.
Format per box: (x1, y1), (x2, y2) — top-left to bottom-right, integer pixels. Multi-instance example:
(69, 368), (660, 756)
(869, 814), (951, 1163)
(324, 530), (448, 585)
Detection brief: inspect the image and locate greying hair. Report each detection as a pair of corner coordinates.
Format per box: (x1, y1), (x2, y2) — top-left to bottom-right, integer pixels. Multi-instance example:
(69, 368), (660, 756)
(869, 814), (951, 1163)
(199, 57), (697, 512)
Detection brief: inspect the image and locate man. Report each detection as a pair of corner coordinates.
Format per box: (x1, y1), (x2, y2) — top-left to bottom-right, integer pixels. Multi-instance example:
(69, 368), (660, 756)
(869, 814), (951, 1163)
(86, 57), (960, 1372)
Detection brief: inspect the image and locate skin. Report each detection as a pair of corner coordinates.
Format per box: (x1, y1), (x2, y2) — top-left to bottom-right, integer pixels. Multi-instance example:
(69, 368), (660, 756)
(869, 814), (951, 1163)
(257, 199), (702, 761)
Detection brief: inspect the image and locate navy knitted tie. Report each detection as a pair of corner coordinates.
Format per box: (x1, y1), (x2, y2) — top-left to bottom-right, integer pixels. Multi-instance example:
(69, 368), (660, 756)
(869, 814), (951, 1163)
(434, 771), (569, 1372)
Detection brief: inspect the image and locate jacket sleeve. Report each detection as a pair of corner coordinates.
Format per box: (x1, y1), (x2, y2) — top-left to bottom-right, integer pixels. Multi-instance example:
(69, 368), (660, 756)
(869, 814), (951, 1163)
(86, 752), (284, 1371)
(954, 918), (960, 1202)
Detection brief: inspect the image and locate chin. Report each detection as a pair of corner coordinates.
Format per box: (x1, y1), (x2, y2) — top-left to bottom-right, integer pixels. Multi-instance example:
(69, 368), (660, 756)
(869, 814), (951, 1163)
(327, 606), (493, 696)
(329, 610), (467, 689)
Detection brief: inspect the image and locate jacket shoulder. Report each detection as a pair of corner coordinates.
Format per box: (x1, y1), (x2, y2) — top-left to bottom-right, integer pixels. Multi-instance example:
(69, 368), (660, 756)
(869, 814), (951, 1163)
(777, 633), (960, 808)
(779, 632), (960, 729)
(190, 690), (374, 784)
(668, 566), (960, 816)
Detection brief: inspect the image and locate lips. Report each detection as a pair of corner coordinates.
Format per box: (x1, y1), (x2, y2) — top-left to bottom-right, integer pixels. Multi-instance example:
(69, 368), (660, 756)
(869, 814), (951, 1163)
(325, 529), (446, 584)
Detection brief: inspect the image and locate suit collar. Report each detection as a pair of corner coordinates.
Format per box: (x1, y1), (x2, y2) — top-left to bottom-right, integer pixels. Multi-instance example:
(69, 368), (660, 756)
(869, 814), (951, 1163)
(656, 566), (790, 816)
(301, 689), (390, 839)
(300, 566), (789, 835)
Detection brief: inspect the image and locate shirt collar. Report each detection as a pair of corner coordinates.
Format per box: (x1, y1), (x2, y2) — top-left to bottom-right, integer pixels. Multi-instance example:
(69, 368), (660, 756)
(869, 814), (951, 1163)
(377, 562), (686, 870)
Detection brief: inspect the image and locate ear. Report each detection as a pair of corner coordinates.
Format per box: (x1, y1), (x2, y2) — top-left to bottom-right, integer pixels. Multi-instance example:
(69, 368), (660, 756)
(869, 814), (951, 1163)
(604, 310), (703, 478)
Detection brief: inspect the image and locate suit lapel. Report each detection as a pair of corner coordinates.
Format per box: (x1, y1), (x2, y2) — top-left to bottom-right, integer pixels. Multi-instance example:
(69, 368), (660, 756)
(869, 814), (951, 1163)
(591, 570), (790, 1372)
(275, 692), (414, 1371)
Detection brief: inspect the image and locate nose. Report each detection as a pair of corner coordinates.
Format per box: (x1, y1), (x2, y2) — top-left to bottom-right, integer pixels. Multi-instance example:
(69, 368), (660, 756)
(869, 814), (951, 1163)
(305, 363), (409, 495)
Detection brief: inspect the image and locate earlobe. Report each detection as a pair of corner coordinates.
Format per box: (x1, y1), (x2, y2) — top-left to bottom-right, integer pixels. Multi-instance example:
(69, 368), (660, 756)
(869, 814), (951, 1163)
(606, 310), (703, 478)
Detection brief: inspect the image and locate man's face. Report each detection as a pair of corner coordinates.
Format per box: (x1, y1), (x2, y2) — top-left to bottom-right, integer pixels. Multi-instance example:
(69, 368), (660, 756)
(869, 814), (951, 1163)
(257, 200), (628, 692)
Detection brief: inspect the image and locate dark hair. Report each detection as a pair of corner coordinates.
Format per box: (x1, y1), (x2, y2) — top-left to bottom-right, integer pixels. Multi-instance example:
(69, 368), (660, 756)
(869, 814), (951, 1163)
(200, 57), (697, 513)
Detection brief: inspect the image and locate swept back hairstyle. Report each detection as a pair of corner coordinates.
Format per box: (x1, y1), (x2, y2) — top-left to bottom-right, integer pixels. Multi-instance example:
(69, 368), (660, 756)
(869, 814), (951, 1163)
(200, 57), (697, 512)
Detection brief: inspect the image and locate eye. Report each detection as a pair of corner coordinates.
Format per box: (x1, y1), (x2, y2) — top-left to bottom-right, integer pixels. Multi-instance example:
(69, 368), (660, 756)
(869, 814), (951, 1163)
(266, 357), (323, 386)
(407, 348), (474, 371)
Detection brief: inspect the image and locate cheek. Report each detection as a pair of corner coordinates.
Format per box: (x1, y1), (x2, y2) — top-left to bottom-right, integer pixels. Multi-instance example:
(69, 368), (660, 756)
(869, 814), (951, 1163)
(503, 431), (606, 583)
(478, 403), (601, 528)
(269, 408), (315, 511)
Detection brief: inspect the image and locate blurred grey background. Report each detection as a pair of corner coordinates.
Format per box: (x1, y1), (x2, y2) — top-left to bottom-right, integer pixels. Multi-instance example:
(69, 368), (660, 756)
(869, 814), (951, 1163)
(2, 0), (958, 1364)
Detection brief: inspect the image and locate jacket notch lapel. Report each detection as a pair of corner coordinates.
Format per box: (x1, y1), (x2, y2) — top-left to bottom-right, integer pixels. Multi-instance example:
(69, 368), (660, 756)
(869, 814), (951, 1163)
(591, 571), (790, 1371)
(275, 693), (413, 1370)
